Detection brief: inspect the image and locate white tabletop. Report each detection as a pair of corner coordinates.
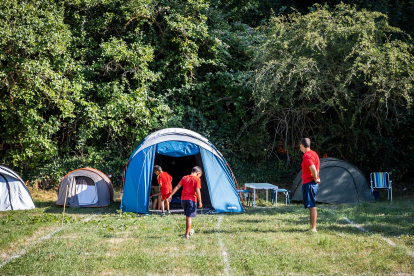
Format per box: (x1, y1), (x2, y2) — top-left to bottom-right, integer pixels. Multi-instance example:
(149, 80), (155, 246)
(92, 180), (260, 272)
(245, 183), (278, 189)
(244, 183), (278, 207)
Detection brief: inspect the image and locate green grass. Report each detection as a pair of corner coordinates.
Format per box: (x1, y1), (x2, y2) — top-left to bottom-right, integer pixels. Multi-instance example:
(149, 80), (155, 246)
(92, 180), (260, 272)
(0, 190), (413, 275)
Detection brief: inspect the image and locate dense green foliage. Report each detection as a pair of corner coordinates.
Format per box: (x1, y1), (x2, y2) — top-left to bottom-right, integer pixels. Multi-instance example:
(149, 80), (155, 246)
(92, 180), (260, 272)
(214, 0), (414, 38)
(1, 0), (414, 186)
(250, 4), (414, 178)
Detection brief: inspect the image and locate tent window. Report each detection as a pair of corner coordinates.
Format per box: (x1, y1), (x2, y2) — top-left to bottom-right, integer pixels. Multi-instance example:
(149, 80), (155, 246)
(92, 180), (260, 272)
(75, 176), (95, 186)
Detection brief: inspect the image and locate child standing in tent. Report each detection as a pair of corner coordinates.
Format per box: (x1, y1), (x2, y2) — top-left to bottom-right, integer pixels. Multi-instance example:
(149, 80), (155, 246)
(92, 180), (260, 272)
(153, 165), (173, 216)
(167, 166), (203, 239)
(150, 185), (160, 211)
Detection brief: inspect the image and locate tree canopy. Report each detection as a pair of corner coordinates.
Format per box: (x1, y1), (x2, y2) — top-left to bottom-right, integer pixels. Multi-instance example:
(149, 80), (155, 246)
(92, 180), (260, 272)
(250, 4), (414, 176)
(1, 0), (413, 186)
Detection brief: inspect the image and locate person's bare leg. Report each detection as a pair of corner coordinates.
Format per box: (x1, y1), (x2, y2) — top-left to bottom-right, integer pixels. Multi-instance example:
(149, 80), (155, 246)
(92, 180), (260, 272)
(157, 195), (161, 210)
(185, 217), (192, 236)
(309, 207), (317, 232)
(166, 200), (170, 211)
(152, 198), (157, 210)
(161, 199), (165, 213)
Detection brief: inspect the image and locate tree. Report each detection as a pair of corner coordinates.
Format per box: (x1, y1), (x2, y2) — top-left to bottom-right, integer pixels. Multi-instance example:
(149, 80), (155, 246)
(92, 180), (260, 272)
(0, 0), (82, 169)
(251, 4), (414, 177)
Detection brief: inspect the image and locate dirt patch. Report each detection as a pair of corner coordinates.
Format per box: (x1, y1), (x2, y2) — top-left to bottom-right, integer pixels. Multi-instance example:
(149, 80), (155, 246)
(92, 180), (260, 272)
(107, 237), (126, 245)
(99, 270), (127, 276)
(112, 191), (122, 202)
(106, 237), (129, 253)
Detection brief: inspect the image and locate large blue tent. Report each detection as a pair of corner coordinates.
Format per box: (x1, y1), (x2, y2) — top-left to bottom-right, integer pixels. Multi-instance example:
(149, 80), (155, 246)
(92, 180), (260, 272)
(121, 128), (244, 214)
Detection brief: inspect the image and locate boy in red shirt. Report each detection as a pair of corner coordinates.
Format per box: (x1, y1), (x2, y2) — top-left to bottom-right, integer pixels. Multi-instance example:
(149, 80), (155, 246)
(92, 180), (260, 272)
(167, 166), (203, 239)
(153, 165), (173, 216)
(300, 138), (320, 232)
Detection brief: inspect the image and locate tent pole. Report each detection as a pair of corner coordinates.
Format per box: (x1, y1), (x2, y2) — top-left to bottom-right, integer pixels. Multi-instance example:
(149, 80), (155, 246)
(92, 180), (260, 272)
(226, 163), (246, 206)
(61, 185), (68, 227)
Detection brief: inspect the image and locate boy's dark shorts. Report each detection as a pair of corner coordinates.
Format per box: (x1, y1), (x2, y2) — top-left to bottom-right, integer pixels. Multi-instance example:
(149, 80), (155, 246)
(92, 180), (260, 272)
(181, 200), (197, 217)
(302, 181), (319, 209)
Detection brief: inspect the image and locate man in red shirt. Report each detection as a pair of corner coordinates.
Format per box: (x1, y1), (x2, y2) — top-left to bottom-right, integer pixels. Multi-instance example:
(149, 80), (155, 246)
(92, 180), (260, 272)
(167, 166), (203, 239)
(300, 138), (320, 232)
(153, 165), (173, 216)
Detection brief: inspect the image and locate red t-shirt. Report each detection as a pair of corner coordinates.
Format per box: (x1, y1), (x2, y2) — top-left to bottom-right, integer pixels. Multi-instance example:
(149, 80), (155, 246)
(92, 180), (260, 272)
(158, 172), (172, 195)
(179, 175), (201, 202)
(302, 150), (320, 184)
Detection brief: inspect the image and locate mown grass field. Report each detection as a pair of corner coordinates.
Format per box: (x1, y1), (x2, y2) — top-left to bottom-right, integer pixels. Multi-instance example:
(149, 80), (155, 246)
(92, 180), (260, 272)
(0, 188), (413, 275)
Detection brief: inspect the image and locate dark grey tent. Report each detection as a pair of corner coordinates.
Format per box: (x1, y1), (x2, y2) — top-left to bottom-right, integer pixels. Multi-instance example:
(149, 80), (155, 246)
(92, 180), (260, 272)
(291, 158), (375, 204)
(57, 168), (114, 207)
(1, 165), (35, 211)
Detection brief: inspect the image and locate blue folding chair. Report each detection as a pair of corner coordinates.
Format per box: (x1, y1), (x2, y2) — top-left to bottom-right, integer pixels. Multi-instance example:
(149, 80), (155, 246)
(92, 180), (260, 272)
(370, 172), (392, 201)
(271, 189), (291, 206)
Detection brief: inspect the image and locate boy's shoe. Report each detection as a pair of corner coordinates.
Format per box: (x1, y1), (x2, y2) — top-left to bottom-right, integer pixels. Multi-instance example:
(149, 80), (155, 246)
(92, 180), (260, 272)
(160, 212), (166, 217)
(189, 229), (194, 236)
(182, 234), (189, 239)
(166, 210), (171, 215)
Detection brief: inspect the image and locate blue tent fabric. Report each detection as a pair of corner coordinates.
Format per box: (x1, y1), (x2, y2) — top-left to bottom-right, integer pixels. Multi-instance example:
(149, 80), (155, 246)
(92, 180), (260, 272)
(122, 146), (155, 214)
(121, 128), (244, 214)
(200, 147), (243, 213)
(156, 141), (199, 157)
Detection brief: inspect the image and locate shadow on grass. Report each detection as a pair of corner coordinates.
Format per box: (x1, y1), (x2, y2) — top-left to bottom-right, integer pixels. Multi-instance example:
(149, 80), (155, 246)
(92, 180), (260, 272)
(243, 207), (299, 215)
(33, 200), (56, 209)
(236, 219), (267, 223)
(235, 206), (411, 237)
(324, 200), (414, 238)
(333, 214), (414, 238)
(42, 202), (120, 215)
(244, 201), (414, 238)
(199, 227), (307, 234)
(322, 224), (368, 235)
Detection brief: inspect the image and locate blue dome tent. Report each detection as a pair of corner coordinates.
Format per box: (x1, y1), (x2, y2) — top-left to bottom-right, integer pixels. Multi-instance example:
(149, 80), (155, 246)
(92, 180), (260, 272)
(121, 128), (244, 214)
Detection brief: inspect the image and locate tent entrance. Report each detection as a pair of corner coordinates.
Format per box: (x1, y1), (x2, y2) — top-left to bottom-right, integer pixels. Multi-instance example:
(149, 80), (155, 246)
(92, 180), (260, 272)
(0, 173), (13, 210)
(153, 153), (212, 208)
(75, 176), (98, 206)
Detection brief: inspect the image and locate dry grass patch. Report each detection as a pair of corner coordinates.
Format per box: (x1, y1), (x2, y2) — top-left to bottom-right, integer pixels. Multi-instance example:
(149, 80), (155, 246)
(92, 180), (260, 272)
(28, 186), (58, 202)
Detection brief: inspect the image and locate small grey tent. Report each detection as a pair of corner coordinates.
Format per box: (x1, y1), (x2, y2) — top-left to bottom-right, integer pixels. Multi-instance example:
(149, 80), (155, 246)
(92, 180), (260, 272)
(0, 165), (35, 211)
(57, 168), (114, 207)
(291, 158), (375, 204)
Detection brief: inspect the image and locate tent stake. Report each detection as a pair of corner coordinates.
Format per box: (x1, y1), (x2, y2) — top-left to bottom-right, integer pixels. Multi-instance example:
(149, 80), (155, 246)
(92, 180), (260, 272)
(62, 185), (68, 227)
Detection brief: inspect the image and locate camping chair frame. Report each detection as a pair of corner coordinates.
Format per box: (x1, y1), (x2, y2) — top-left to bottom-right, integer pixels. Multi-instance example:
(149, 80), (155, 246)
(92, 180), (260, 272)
(370, 172), (392, 201)
(237, 189), (252, 206)
(271, 189), (291, 206)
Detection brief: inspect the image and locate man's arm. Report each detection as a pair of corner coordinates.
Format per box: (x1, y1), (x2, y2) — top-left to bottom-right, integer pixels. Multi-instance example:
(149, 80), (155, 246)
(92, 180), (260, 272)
(167, 184), (182, 202)
(309, 165), (320, 183)
(196, 188), (202, 208)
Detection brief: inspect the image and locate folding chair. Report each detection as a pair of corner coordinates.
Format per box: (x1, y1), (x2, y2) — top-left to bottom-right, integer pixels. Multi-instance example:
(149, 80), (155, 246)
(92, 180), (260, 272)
(271, 189), (291, 206)
(370, 172), (392, 201)
(237, 189), (252, 206)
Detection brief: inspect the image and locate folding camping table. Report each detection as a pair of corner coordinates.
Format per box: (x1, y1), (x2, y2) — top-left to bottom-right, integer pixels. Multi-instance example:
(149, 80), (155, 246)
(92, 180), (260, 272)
(244, 183), (278, 207)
